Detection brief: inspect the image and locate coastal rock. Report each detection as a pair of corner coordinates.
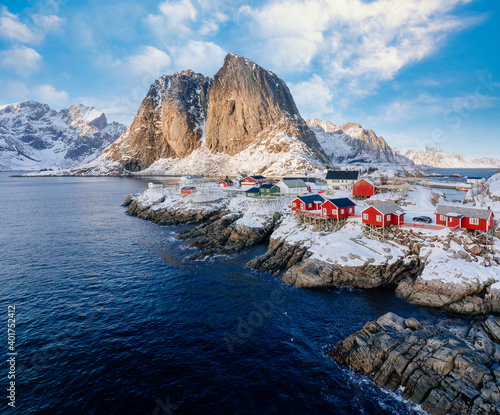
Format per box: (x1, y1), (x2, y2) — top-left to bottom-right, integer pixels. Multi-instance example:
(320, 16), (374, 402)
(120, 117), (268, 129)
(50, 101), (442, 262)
(280, 256), (421, 289)
(246, 237), (312, 273)
(327, 313), (500, 415)
(396, 276), (500, 314)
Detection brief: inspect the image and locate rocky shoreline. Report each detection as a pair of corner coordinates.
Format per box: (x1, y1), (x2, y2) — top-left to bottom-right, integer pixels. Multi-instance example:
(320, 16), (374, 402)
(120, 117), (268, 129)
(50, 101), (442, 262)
(328, 312), (500, 415)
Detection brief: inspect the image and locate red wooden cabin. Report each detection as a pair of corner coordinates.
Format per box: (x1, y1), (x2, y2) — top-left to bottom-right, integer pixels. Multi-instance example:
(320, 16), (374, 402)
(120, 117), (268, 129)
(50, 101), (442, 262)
(219, 179), (233, 187)
(435, 205), (494, 232)
(291, 194), (325, 211)
(352, 178), (379, 198)
(241, 175), (267, 187)
(181, 186), (196, 195)
(320, 198), (356, 219)
(362, 201), (405, 227)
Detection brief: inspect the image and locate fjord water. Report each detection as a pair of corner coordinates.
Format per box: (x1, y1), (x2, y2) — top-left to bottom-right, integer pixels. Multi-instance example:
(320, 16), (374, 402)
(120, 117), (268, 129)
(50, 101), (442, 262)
(0, 172), (438, 415)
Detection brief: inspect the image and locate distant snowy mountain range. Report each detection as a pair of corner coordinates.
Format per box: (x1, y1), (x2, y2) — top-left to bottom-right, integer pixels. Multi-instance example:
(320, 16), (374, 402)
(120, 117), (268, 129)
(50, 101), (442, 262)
(400, 146), (500, 169)
(0, 101), (126, 171)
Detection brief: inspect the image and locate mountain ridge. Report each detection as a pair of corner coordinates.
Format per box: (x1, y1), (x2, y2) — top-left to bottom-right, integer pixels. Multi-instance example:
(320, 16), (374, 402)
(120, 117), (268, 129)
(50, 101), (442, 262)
(400, 146), (500, 168)
(0, 101), (126, 171)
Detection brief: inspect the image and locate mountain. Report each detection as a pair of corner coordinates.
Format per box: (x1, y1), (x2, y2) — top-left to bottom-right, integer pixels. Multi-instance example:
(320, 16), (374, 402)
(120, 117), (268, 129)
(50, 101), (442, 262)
(400, 146), (500, 168)
(307, 117), (413, 166)
(98, 53), (329, 176)
(0, 101), (126, 171)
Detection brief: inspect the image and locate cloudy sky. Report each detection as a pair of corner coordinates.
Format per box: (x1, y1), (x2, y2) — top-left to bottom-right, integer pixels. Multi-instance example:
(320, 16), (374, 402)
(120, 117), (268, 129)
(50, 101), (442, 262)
(0, 0), (499, 157)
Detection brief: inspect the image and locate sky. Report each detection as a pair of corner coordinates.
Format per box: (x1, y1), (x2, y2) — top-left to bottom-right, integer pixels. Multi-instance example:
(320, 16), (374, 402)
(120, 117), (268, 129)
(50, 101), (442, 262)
(0, 0), (499, 158)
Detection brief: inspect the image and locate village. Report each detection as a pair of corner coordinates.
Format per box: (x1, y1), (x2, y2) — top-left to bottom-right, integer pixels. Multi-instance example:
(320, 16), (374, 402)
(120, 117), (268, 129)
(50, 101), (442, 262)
(148, 169), (497, 240)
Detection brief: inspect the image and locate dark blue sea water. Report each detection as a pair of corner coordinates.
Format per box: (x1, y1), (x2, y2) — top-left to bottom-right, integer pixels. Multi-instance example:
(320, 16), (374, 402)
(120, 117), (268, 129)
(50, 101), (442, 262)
(0, 172), (441, 415)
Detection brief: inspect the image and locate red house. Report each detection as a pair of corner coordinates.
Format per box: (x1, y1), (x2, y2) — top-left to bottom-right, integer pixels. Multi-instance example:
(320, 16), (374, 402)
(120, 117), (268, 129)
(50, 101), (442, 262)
(435, 205), (494, 232)
(362, 201), (405, 227)
(291, 194), (326, 211)
(181, 186), (196, 195)
(353, 178), (379, 198)
(241, 175), (267, 188)
(219, 179), (234, 187)
(320, 198), (356, 218)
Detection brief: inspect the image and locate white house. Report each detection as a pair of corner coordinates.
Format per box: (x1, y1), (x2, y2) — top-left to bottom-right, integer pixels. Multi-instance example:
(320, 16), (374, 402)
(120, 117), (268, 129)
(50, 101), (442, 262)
(325, 170), (360, 190)
(467, 177), (485, 185)
(148, 181), (165, 189)
(276, 178), (309, 195)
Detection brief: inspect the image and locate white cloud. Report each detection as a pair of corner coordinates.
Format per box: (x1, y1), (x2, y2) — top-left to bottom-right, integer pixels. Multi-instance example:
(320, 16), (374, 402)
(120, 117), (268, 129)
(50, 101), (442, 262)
(0, 7), (35, 43)
(145, 0), (197, 38)
(0, 6), (63, 44)
(127, 46), (172, 78)
(1, 45), (42, 75)
(239, 0), (482, 101)
(170, 40), (226, 75)
(288, 75), (334, 118)
(35, 84), (68, 106)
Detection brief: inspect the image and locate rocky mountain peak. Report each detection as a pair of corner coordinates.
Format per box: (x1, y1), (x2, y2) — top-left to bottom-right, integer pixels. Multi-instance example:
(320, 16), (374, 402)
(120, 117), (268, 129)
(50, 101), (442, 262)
(101, 53), (328, 173)
(68, 104), (107, 134)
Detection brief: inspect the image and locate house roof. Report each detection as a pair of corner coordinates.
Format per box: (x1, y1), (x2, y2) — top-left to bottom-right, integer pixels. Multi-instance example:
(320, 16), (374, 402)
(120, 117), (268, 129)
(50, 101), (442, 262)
(219, 179), (233, 183)
(284, 177), (317, 183)
(181, 186), (196, 190)
(325, 170), (360, 180)
(250, 175), (267, 180)
(435, 204), (492, 220)
(296, 194), (326, 204)
(246, 187), (260, 193)
(358, 178), (380, 186)
(151, 181), (164, 185)
(259, 183), (276, 189)
(365, 201), (404, 215)
(280, 179), (308, 188)
(327, 197), (357, 208)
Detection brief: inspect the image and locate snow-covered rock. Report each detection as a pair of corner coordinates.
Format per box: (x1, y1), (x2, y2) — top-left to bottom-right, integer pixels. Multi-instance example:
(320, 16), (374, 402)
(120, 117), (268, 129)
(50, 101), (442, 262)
(0, 101), (126, 171)
(400, 146), (500, 168)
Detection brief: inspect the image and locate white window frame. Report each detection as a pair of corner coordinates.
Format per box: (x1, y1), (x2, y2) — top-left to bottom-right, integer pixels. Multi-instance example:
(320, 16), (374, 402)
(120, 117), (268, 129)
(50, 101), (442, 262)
(440, 215), (445, 221)
(470, 218), (479, 225)
(293, 202), (297, 207)
(376, 215), (382, 222)
(308, 203), (312, 208)
(340, 209), (344, 214)
(323, 208), (327, 214)
(363, 213), (368, 220)
(386, 215), (390, 220)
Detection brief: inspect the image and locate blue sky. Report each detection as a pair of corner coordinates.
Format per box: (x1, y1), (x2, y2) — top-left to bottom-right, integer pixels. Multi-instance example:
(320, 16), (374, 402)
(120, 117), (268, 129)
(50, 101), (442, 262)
(0, 0), (499, 158)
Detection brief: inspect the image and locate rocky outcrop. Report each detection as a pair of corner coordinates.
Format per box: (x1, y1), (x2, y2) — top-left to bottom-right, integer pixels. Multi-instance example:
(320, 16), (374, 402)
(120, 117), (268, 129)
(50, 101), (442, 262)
(101, 70), (212, 171)
(99, 53), (328, 175)
(280, 256), (422, 288)
(328, 312), (500, 415)
(247, 237), (312, 275)
(178, 212), (282, 258)
(0, 101), (125, 171)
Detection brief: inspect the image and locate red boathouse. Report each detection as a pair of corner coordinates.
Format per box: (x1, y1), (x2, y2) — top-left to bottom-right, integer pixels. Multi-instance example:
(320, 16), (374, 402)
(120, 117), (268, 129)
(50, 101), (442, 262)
(435, 205), (494, 232)
(352, 178), (379, 198)
(362, 201), (405, 227)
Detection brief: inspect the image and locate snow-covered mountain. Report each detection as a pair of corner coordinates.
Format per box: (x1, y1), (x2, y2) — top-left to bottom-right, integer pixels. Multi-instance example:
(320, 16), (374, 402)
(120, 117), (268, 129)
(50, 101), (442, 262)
(307, 118), (413, 166)
(400, 146), (500, 168)
(97, 53), (328, 176)
(0, 101), (126, 171)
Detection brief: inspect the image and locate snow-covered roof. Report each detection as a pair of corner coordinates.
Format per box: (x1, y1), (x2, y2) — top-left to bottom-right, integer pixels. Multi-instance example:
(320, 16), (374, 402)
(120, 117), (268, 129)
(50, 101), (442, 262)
(365, 201), (404, 215)
(279, 179), (308, 188)
(358, 178), (379, 186)
(435, 204), (492, 220)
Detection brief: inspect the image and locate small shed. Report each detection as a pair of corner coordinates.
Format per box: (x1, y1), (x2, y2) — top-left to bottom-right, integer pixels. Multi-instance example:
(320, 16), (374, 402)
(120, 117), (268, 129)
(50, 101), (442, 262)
(435, 205), (494, 232)
(181, 186), (196, 195)
(352, 178), (379, 198)
(245, 187), (260, 198)
(259, 183), (280, 197)
(148, 181), (165, 189)
(219, 179), (234, 187)
(362, 201), (405, 227)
